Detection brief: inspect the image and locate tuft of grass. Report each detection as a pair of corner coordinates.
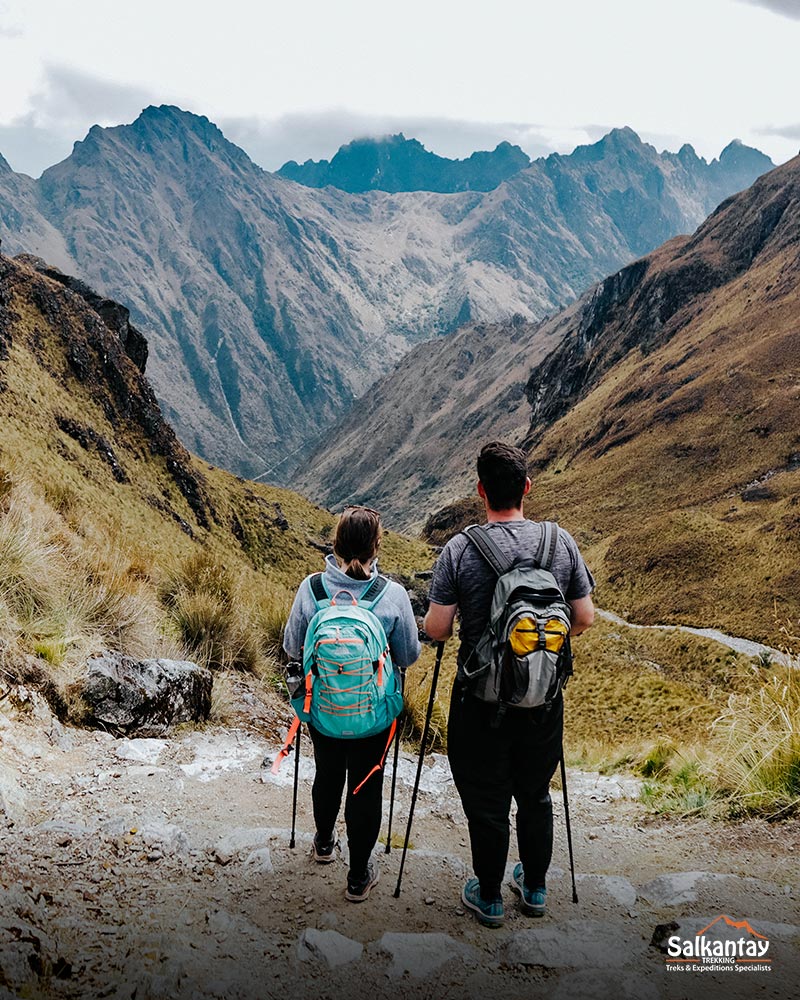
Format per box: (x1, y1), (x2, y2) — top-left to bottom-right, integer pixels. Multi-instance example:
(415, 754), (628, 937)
(401, 641), (456, 751)
(640, 756), (715, 817)
(208, 670), (238, 724)
(710, 661), (800, 819)
(163, 550), (291, 674)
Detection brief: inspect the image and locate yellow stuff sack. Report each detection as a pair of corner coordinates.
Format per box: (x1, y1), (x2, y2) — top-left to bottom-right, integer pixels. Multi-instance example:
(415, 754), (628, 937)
(509, 617), (568, 656)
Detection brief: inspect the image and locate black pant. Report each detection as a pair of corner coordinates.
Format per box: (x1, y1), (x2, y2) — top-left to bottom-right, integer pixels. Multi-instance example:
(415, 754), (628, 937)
(307, 724), (391, 879)
(448, 683), (564, 899)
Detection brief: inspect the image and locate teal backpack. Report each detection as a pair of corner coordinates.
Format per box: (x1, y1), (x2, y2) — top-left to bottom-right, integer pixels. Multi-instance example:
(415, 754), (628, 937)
(272, 573), (403, 789)
(295, 573), (403, 738)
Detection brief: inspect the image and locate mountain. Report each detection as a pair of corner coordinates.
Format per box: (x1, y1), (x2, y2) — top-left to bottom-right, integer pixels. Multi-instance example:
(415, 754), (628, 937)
(297, 156), (800, 641)
(277, 134), (532, 192)
(0, 107), (773, 479)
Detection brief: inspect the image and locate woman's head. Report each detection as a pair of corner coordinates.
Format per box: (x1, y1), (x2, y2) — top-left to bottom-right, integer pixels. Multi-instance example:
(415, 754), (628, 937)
(334, 506), (382, 579)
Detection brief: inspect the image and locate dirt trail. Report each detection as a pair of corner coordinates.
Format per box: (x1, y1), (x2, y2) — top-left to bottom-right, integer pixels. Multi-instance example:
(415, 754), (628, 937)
(1, 694), (798, 1000)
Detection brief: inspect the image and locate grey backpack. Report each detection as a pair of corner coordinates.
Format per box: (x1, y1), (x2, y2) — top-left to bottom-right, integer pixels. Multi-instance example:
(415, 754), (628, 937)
(460, 522), (573, 711)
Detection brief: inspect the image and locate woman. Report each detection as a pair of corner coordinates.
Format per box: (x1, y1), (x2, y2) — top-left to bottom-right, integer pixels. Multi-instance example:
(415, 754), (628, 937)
(282, 506), (421, 902)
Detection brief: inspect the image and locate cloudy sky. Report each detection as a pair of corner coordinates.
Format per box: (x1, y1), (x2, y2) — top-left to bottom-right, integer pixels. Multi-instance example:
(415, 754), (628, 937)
(0, 0), (799, 176)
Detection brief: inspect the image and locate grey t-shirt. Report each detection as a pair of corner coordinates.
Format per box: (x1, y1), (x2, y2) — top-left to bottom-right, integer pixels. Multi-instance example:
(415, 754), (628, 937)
(428, 519), (595, 657)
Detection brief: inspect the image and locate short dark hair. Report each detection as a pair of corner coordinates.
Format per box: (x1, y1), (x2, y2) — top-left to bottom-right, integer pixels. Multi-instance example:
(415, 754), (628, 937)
(477, 441), (528, 511)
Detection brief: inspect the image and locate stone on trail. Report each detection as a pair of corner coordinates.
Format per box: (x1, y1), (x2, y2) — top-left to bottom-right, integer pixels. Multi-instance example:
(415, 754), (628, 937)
(0, 762), (25, 823)
(213, 828), (274, 865)
(243, 847), (273, 873)
(506, 920), (643, 969)
(74, 653), (212, 734)
(297, 928), (363, 968)
(574, 874), (638, 909)
(374, 932), (477, 978)
(638, 871), (763, 907)
(139, 821), (190, 857)
(553, 970), (660, 1000)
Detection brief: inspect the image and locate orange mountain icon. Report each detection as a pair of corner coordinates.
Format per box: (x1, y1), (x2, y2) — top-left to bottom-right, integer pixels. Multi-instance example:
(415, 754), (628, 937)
(696, 915), (768, 940)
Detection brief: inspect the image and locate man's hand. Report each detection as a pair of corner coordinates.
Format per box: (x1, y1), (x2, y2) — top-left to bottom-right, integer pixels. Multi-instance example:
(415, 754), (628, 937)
(569, 595), (595, 636)
(423, 601), (457, 641)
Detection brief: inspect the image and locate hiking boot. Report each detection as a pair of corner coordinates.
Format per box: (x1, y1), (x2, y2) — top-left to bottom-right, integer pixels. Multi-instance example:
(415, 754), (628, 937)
(312, 832), (337, 864)
(345, 861), (379, 902)
(461, 878), (504, 928)
(510, 862), (546, 916)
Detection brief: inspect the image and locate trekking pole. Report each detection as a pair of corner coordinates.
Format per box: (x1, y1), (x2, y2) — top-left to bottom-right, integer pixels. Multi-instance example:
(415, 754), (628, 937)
(384, 716), (402, 854)
(385, 673), (405, 854)
(393, 641), (444, 897)
(290, 723), (302, 849)
(560, 753), (578, 903)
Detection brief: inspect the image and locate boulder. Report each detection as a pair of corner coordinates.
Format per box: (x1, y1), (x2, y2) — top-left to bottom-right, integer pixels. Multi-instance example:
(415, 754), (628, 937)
(74, 654), (212, 734)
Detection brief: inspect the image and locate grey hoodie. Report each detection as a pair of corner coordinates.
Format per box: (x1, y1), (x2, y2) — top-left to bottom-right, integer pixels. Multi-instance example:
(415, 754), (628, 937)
(282, 554), (421, 668)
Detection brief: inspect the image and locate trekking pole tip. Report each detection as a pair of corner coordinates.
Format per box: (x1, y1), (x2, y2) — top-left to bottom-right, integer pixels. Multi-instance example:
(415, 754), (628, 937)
(393, 887), (401, 899)
(572, 891), (579, 904)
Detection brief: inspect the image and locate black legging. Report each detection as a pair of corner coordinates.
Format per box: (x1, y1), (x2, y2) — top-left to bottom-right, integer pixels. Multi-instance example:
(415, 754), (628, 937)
(307, 723), (392, 880)
(448, 683), (564, 899)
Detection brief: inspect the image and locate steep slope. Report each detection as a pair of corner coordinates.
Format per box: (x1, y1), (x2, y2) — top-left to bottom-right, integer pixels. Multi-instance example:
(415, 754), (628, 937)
(0, 108), (772, 479)
(277, 133), (531, 192)
(0, 252), (430, 683)
(311, 157), (799, 641)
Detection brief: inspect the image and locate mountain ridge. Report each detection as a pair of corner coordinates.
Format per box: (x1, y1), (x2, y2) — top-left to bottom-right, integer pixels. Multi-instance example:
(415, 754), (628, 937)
(0, 105), (775, 478)
(277, 133), (532, 193)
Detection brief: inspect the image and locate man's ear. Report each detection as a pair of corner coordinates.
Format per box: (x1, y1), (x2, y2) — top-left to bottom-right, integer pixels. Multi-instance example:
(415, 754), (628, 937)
(523, 477), (532, 496)
(477, 481), (486, 499)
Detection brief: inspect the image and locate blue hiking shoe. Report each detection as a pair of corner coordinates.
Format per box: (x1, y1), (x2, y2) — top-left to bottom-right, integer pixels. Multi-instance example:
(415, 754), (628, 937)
(461, 878), (504, 928)
(510, 863), (546, 916)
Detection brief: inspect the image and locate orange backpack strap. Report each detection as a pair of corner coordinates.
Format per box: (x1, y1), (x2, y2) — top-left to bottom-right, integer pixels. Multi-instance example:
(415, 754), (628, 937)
(271, 674), (314, 775)
(352, 717), (397, 795)
(271, 715), (301, 775)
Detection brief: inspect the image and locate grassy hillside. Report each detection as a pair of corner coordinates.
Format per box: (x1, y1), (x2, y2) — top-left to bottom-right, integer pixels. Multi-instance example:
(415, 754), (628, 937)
(0, 253), (430, 709)
(520, 158), (800, 643)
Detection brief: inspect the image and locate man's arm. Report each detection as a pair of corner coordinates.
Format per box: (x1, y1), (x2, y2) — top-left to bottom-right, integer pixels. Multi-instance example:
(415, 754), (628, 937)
(569, 595), (595, 636)
(423, 601), (457, 642)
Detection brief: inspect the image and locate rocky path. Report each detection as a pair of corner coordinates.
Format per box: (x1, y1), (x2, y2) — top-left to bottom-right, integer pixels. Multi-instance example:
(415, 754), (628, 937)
(1, 695), (798, 1000)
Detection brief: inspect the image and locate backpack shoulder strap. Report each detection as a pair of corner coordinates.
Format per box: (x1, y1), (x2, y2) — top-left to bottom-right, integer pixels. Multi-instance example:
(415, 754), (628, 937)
(360, 574), (389, 610)
(463, 524), (512, 577)
(309, 573), (329, 607)
(535, 522), (559, 572)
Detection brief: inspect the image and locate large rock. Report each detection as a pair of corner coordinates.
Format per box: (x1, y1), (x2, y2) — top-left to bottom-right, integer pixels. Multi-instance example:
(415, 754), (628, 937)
(74, 654), (212, 734)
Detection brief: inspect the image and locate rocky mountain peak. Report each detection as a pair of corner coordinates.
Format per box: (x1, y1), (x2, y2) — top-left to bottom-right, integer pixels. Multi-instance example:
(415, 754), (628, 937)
(0, 152), (10, 173)
(277, 133), (531, 193)
(60, 105), (257, 176)
(716, 137), (773, 172)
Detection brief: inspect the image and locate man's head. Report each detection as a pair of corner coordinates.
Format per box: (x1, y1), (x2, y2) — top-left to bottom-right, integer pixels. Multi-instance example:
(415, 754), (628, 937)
(476, 441), (531, 512)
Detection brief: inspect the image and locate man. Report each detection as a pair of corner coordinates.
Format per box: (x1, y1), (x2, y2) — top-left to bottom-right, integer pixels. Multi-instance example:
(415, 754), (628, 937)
(423, 441), (594, 927)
